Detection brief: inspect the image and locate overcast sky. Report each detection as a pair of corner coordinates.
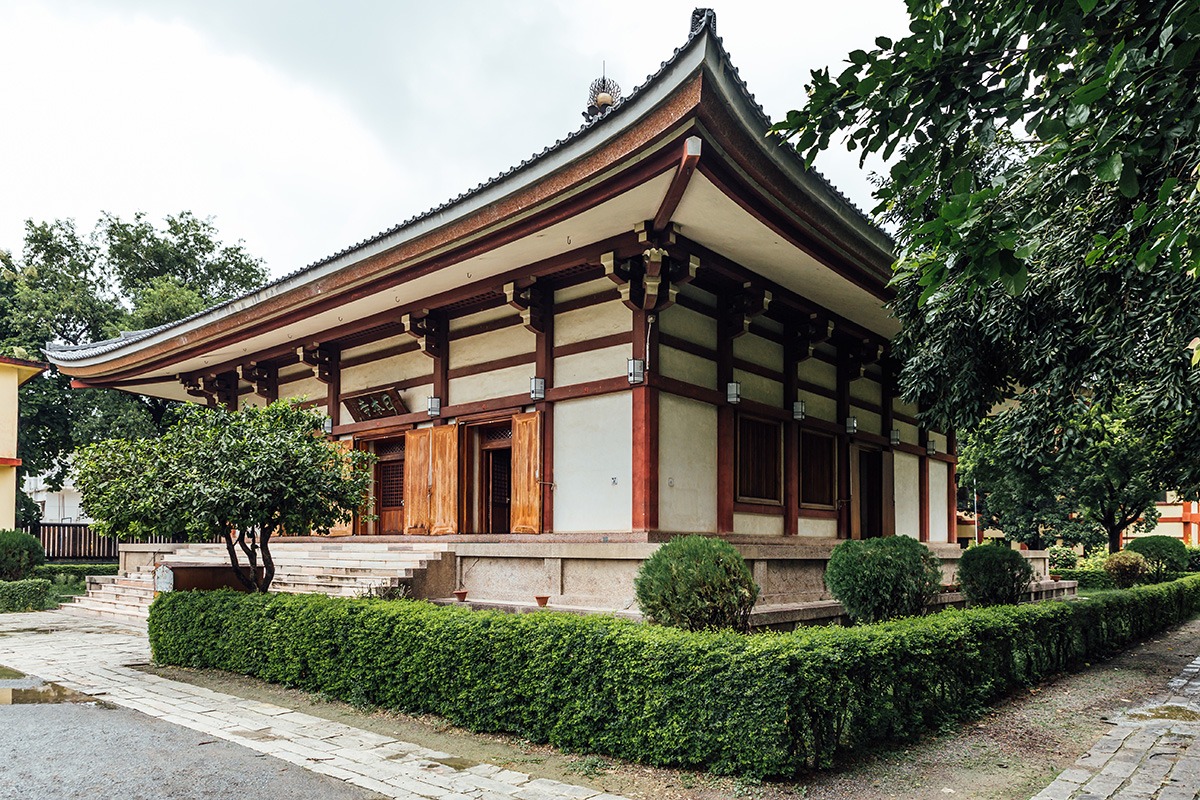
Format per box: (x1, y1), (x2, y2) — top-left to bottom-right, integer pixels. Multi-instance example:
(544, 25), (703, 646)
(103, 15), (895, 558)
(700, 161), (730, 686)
(0, 1), (910, 280)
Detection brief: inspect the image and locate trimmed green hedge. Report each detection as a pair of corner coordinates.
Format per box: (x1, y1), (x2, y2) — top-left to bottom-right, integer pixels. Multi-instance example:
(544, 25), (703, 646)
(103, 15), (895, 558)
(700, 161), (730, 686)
(30, 564), (119, 582)
(1054, 568), (1117, 590)
(0, 579), (51, 612)
(150, 576), (1200, 777)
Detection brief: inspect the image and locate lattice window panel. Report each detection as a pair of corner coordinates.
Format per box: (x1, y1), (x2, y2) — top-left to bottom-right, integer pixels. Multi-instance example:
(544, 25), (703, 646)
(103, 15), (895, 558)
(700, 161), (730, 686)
(483, 426), (513, 444)
(379, 461), (404, 508)
(376, 440), (406, 460)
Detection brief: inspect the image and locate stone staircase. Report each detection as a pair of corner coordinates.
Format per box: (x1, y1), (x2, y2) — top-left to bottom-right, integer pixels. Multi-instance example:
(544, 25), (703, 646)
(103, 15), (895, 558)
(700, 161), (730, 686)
(64, 540), (455, 626)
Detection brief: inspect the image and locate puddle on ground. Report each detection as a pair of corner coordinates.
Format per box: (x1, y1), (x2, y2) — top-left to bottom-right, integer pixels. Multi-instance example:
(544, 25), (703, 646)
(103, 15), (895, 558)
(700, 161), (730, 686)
(431, 756), (480, 771)
(1128, 705), (1200, 722)
(0, 667), (95, 705)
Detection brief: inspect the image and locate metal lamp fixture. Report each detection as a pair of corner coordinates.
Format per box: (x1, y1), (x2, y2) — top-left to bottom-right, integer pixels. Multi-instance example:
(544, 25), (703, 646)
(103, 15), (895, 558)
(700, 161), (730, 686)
(427, 396), (442, 418)
(726, 381), (741, 404)
(322, 416), (334, 435)
(627, 358), (645, 385)
(926, 437), (937, 456)
(530, 376), (546, 401)
(889, 428), (901, 446)
(845, 416), (858, 435)
(792, 399), (806, 421)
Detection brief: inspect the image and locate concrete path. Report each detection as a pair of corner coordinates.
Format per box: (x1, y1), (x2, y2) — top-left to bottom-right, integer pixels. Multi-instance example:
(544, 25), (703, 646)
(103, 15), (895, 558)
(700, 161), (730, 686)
(1032, 656), (1200, 800)
(0, 610), (628, 800)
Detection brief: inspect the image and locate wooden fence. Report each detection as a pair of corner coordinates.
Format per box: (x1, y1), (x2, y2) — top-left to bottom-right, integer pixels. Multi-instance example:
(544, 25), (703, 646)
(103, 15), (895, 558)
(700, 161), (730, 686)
(22, 523), (193, 561)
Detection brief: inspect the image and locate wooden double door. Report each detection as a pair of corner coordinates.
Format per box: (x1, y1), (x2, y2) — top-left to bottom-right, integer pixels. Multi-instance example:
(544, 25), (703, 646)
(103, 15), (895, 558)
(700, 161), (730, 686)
(375, 411), (542, 536)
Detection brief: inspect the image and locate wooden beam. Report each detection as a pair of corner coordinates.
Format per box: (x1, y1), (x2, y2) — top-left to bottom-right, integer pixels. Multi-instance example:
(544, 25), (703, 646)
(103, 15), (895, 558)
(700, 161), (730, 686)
(836, 351), (851, 539)
(652, 135), (702, 234)
(784, 332), (799, 537)
(240, 362), (278, 401)
(717, 292), (735, 534)
(536, 282), (555, 534)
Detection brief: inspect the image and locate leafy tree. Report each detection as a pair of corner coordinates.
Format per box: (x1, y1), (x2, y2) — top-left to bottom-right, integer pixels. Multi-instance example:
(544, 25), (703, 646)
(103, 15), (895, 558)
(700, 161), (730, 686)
(961, 397), (1167, 552)
(1, 212), (266, 521)
(1125, 535), (1189, 582)
(75, 401), (375, 592)
(772, 0), (1200, 489)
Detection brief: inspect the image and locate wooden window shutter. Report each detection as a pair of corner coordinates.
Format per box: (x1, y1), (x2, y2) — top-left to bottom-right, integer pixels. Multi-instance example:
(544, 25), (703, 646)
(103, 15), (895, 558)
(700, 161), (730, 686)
(430, 424), (460, 535)
(325, 440), (355, 536)
(404, 428), (432, 535)
(510, 411), (542, 534)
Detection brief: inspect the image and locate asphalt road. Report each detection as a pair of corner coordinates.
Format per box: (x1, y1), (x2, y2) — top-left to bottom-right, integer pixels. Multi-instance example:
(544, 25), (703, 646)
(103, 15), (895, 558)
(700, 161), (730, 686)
(0, 700), (385, 800)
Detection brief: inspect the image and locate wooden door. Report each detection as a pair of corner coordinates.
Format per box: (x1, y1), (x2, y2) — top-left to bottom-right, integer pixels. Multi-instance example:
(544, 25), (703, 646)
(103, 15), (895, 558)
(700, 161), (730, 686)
(403, 428), (432, 534)
(377, 460), (405, 534)
(486, 448), (512, 534)
(858, 449), (884, 538)
(430, 424), (460, 535)
(510, 411), (542, 534)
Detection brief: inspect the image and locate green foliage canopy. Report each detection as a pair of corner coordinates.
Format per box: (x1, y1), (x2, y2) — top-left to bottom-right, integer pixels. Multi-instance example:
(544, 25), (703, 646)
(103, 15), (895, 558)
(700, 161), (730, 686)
(1125, 535), (1189, 581)
(75, 401), (374, 592)
(824, 536), (942, 624)
(0, 212), (266, 518)
(956, 543), (1033, 606)
(634, 535), (759, 632)
(773, 0), (1200, 491)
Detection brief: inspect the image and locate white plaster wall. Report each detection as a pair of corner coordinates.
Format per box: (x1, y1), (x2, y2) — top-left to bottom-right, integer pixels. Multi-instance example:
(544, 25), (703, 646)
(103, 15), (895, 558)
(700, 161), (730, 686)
(803, 394), (837, 422)
(0, 369), (15, 460)
(849, 408), (882, 437)
(658, 346), (716, 388)
(798, 358), (837, 388)
(896, 400), (919, 419)
(341, 349), (429, 394)
(850, 378), (881, 406)
(553, 393), (632, 532)
(658, 394), (717, 532)
(1144, 521), (1185, 539)
(448, 305), (514, 332)
(796, 517), (837, 538)
(554, 344), (629, 385)
(453, 324), (534, 368)
(341, 333), (407, 363)
(278, 375), (325, 403)
(733, 512), (784, 536)
(554, 277), (610, 305)
(929, 459), (950, 543)
(733, 368), (783, 406)
(897, 420), (920, 446)
(449, 364), (532, 406)
(659, 304), (716, 348)
(399, 383), (434, 414)
(555, 301), (630, 347)
(733, 334), (782, 371)
(894, 452), (921, 538)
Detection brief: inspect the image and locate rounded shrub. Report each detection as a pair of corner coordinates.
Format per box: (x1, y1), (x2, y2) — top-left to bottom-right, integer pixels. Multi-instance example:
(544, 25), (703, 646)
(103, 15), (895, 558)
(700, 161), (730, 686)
(1124, 535), (1188, 582)
(634, 535), (759, 632)
(0, 530), (45, 581)
(824, 536), (942, 624)
(1047, 545), (1078, 570)
(1187, 546), (1200, 573)
(1105, 549), (1148, 589)
(956, 544), (1034, 606)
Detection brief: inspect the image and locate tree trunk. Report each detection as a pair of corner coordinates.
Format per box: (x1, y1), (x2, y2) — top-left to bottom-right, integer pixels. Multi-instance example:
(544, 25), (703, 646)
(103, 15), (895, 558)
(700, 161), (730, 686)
(1107, 525), (1122, 554)
(222, 528), (257, 592)
(259, 529), (276, 593)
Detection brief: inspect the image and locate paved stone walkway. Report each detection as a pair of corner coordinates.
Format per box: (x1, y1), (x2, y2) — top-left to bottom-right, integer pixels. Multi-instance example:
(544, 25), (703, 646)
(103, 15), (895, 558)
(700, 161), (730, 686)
(1032, 656), (1200, 800)
(0, 610), (628, 800)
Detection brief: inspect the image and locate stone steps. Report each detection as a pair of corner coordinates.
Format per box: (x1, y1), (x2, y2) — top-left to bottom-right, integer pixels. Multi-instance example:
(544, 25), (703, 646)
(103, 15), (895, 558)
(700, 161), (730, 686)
(67, 541), (451, 624)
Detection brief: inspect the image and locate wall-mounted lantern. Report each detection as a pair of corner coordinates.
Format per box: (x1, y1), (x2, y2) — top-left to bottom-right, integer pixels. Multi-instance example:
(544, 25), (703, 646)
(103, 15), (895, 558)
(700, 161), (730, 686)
(926, 437), (937, 456)
(530, 376), (546, 401)
(845, 416), (858, 435)
(889, 428), (901, 446)
(322, 416), (334, 435)
(792, 399), (806, 421)
(627, 358), (645, 385)
(726, 381), (742, 404)
(427, 396), (442, 418)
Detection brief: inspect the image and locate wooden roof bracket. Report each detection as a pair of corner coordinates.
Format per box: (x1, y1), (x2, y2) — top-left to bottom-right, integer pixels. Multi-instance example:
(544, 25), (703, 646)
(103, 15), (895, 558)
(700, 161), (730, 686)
(240, 361), (279, 399)
(796, 313), (833, 361)
(651, 135), (702, 234)
(400, 312), (445, 359)
(299, 343), (337, 383)
(503, 280), (545, 333)
(722, 282), (772, 339)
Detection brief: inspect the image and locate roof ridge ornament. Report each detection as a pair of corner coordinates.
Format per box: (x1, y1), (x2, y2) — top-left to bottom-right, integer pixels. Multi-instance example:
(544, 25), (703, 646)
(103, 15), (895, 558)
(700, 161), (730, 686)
(690, 8), (716, 36)
(584, 63), (621, 120)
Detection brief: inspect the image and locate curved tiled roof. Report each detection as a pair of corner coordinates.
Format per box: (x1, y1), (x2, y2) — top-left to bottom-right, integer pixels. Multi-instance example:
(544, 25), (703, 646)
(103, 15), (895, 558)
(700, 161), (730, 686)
(47, 8), (888, 365)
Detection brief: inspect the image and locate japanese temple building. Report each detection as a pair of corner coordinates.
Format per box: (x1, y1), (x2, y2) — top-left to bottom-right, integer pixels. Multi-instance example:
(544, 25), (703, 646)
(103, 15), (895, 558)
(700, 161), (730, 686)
(47, 10), (963, 619)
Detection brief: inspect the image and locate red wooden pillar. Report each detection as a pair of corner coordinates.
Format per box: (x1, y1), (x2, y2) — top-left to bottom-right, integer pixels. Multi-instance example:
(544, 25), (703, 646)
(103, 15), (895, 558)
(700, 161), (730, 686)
(918, 428), (930, 542)
(536, 284), (555, 534)
(716, 296), (735, 534)
(836, 351), (851, 538)
(783, 334), (799, 536)
(632, 308), (659, 533)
